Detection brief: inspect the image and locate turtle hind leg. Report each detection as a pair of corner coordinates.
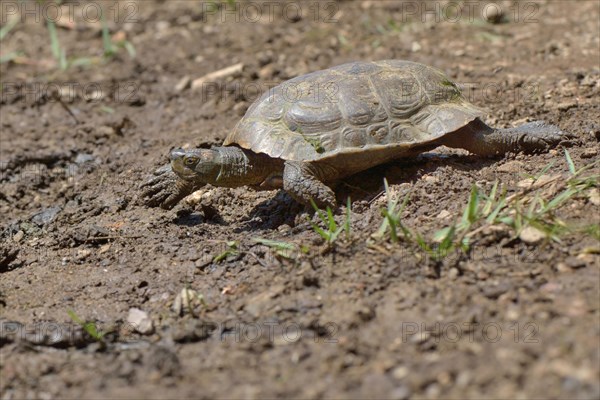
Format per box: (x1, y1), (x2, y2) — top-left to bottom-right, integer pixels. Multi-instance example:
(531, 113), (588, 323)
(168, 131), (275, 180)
(442, 119), (573, 156)
(283, 161), (337, 209)
(140, 164), (204, 209)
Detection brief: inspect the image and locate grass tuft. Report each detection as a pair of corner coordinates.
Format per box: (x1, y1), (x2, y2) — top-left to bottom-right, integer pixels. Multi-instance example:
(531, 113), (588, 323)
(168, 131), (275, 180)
(373, 155), (599, 261)
(373, 178), (412, 243)
(213, 241), (239, 263)
(309, 198), (353, 247)
(252, 238), (306, 260)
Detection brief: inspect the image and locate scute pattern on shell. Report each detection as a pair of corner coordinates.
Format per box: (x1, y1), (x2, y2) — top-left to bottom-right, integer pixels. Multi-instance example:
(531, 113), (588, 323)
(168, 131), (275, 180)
(224, 60), (484, 162)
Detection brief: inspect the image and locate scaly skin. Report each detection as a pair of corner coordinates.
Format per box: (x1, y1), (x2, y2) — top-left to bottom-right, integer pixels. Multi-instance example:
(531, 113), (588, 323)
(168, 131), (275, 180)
(441, 119), (571, 156)
(141, 147), (284, 209)
(140, 164), (204, 209)
(283, 161), (337, 208)
(141, 119), (571, 210)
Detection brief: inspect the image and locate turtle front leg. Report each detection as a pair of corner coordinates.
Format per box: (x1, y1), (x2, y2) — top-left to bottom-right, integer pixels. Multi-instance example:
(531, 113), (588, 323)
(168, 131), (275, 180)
(140, 164), (204, 209)
(444, 119), (573, 156)
(283, 161), (337, 209)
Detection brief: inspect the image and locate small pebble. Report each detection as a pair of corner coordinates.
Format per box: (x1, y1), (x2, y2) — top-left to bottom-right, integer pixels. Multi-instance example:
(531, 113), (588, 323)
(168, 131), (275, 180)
(437, 210), (451, 220)
(74, 153), (95, 164)
(556, 262), (572, 273)
(519, 226), (545, 244)
(31, 207), (61, 226)
(497, 160), (524, 173)
(587, 189), (599, 206)
(517, 178), (535, 188)
(98, 243), (111, 255)
(483, 5), (505, 24)
(95, 126), (115, 137)
(556, 101), (577, 111)
(75, 249), (91, 261)
(127, 308), (154, 335)
(259, 64), (276, 80)
(505, 308), (520, 320)
(581, 148), (597, 159)
(13, 230), (24, 243)
(156, 21), (170, 31)
(277, 224), (292, 233)
(576, 253), (595, 266)
(448, 268), (459, 279)
(391, 366), (409, 380)
(422, 174), (438, 183)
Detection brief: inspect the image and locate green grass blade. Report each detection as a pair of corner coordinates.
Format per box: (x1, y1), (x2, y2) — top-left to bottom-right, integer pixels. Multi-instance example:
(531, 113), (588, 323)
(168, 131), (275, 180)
(514, 209), (523, 232)
(374, 217), (390, 239)
(123, 41), (136, 58)
(482, 181), (499, 216)
(461, 185), (479, 228)
(100, 106), (115, 114)
(101, 14), (115, 56)
(83, 322), (103, 340)
(253, 238), (296, 251)
(433, 226), (452, 242)
(486, 188), (507, 224)
(310, 199), (328, 225)
(67, 310), (104, 340)
(213, 251), (230, 263)
(545, 188), (577, 212)
(47, 19), (61, 61)
(67, 309), (84, 325)
(535, 160), (556, 180)
(398, 221), (413, 240)
(564, 149), (576, 175)
(310, 222), (330, 241)
(570, 159), (599, 178)
(398, 190), (411, 214)
(344, 197), (352, 241)
(414, 232), (431, 253)
(467, 185), (480, 223)
(383, 178), (397, 212)
(584, 224), (600, 240)
(70, 57), (93, 67)
(253, 238), (297, 259)
(460, 236), (471, 252)
(326, 207), (337, 233)
(382, 210), (398, 243)
(526, 192), (540, 218)
(330, 226), (343, 243)
(0, 17), (19, 41)
(438, 225), (456, 255)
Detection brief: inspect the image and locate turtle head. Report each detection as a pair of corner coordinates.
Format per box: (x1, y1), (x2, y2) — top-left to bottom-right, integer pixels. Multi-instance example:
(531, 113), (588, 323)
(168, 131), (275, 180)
(170, 148), (221, 184)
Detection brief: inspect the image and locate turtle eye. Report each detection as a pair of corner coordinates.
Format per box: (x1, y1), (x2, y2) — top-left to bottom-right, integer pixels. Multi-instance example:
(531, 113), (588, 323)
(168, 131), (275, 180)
(184, 156), (198, 167)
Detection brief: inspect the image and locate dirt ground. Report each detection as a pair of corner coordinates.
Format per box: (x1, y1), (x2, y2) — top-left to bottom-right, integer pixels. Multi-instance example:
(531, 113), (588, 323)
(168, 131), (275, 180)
(1, 1), (599, 399)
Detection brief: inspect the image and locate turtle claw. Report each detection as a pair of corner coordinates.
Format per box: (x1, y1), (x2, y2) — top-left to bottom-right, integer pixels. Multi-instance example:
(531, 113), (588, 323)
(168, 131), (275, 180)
(140, 164), (199, 209)
(514, 121), (574, 153)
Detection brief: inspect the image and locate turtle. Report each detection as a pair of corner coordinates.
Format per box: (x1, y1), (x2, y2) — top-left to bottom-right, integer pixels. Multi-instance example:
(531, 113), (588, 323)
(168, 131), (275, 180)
(141, 60), (569, 209)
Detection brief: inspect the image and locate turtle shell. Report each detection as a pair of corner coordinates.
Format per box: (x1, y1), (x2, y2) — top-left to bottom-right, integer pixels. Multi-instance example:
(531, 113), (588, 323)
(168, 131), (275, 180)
(224, 60), (484, 164)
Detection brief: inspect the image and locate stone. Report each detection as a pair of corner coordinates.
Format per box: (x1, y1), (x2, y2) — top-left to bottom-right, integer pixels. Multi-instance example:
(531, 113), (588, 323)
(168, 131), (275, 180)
(127, 308), (154, 335)
(519, 226), (545, 244)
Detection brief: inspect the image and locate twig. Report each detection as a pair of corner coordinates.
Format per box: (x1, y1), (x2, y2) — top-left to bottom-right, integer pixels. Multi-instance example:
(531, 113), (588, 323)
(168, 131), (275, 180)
(247, 251), (269, 268)
(84, 235), (143, 242)
(57, 97), (80, 124)
(191, 63), (244, 91)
